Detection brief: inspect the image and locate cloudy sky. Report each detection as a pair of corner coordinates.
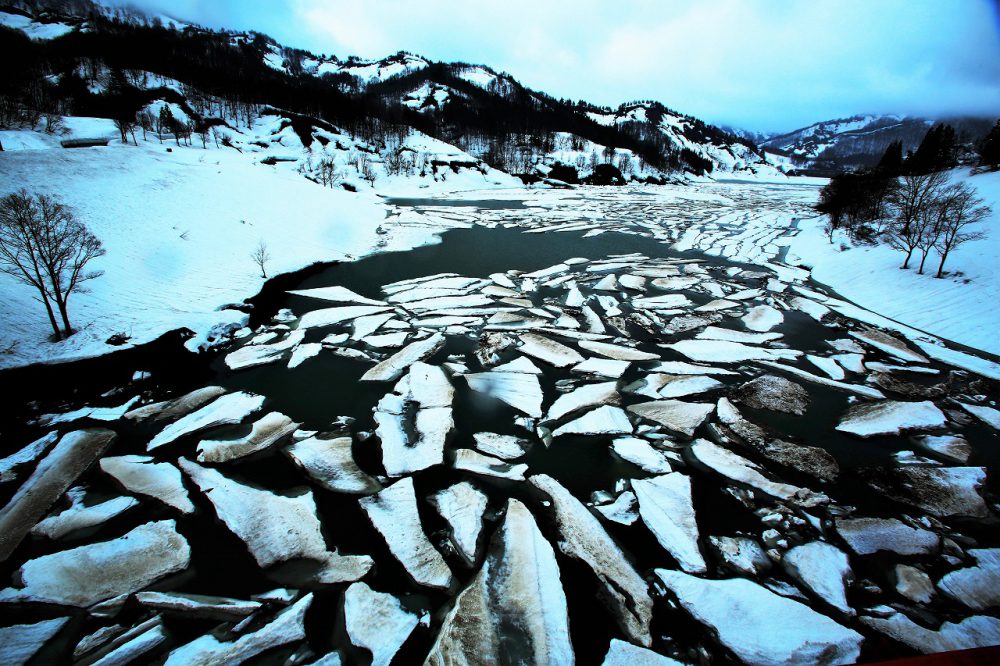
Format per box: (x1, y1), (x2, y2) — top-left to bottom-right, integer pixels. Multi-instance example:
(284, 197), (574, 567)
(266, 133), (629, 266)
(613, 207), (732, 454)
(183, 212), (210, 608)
(109, 0), (1000, 132)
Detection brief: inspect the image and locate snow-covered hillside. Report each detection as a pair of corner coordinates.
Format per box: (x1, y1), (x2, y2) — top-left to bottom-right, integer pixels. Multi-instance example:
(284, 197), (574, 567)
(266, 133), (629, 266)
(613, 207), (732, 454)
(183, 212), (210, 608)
(787, 168), (1000, 355)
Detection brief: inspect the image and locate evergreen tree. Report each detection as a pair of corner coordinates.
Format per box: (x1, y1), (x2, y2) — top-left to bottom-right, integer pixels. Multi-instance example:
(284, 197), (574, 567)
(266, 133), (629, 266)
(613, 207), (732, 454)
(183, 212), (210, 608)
(876, 140), (903, 175)
(908, 123), (958, 174)
(978, 119), (1000, 169)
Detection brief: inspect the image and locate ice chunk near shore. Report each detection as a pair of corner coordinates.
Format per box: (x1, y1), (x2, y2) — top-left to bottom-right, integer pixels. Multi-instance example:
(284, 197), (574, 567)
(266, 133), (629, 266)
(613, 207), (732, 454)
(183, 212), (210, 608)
(611, 437), (672, 474)
(465, 369), (544, 418)
(628, 400), (714, 438)
(937, 549), (1000, 611)
(224, 330), (306, 370)
(552, 405), (633, 437)
(530, 474), (653, 646)
(343, 583), (418, 666)
(664, 339), (786, 363)
(789, 296), (830, 321)
(284, 435), (381, 494)
(31, 490), (138, 540)
(518, 333), (585, 367)
(299, 305), (392, 329)
(654, 570), (863, 666)
(430, 482), (488, 566)
(0, 520), (190, 606)
(834, 517), (939, 556)
(180, 459), (372, 583)
(861, 610), (1000, 654)
(601, 639), (684, 666)
(472, 432), (531, 460)
(39, 395), (139, 426)
(124, 386), (227, 425)
(850, 329), (928, 363)
(0, 617), (70, 666)
(633, 474), (706, 574)
(164, 593), (312, 666)
(782, 542), (854, 616)
(351, 312), (394, 340)
(957, 402), (1000, 430)
(690, 439), (828, 507)
(836, 400), (946, 438)
(361, 333), (445, 382)
(742, 305), (783, 332)
(360, 477), (453, 589)
(288, 285), (385, 305)
(0, 431), (58, 484)
(197, 411), (299, 463)
(425, 498), (574, 665)
(546, 381), (620, 422)
(0, 428), (116, 562)
(147, 391), (265, 451)
(100, 455), (194, 514)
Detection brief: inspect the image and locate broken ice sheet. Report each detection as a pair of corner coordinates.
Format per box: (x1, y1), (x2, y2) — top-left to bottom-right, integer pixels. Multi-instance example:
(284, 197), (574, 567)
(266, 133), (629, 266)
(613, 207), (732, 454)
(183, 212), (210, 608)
(430, 481), (488, 566)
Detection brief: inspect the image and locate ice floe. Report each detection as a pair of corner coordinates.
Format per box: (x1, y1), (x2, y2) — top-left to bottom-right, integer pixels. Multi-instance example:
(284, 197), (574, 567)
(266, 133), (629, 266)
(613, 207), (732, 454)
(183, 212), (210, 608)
(284, 435), (381, 494)
(100, 455), (195, 514)
(836, 400), (946, 438)
(196, 411), (299, 462)
(147, 391), (265, 451)
(633, 473), (706, 573)
(782, 541), (854, 616)
(343, 582), (419, 666)
(430, 482), (488, 566)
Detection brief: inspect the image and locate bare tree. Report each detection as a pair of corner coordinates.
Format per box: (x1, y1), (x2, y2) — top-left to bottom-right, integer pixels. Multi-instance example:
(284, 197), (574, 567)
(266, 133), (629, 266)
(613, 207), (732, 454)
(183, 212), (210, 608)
(887, 171), (947, 235)
(251, 239), (271, 278)
(886, 203), (937, 270)
(934, 183), (991, 278)
(913, 200), (944, 274)
(0, 191), (105, 340)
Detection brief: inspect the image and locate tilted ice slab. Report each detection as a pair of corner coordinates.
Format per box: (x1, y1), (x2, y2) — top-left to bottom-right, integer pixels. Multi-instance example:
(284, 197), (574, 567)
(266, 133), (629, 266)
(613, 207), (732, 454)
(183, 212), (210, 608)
(352, 312), (395, 340)
(288, 285), (385, 305)
(937, 548), (1000, 611)
(39, 395), (139, 426)
(430, 482), (488, 566)
(284, 435), (381, 494)
(124, 385), (227, 425)
(0, 520), (190, 607)
(595, 490), (639, 526)
(299, 305), (393, 329)
(0, 617), (70, 666)
(0, 428), (116, 562)
(196, 411), (299, 463)
(344, 582), (419, 666)
(82, 617), (168, 665)
(601, 639), (685, 666)
(572, 358), (632, 378)
(611, 437), (672, 474)
(654, 570), (863, 666)
(834, 517), (939, 556)
(861, 610), (1000, 655)
(360, 477), (453, 589)
(695, 326), (782, 345)
(0, 431), (58, 484)
(164, 593), (312, 666)
(627, 400), (714, 437)
(453, 449), (528, 481)
(31, 491), (138, 540)
(425, 498), (574, 665)
(546, 381), (620, 422)
(690, 439), (828, 506)
(664, 339), (796, 364)
(552, 405), (633, 437)
(957, 402), (1000, 430)
(865, 466), (988, 518)
(913, 434), (971, 464)
(530, 474), (653, 646)
(836, 400), (946, 438)
(135, 590), (261, 621)
(147, 391), (265, 451)
(578, 340), (659, 361)
(633, 473), (706, 574)
(517, 333), (584, 367)
(224, 330), (305, 370)
(757, 360), (885, 399)
(100, 455), (194, 514)
(782, 541), (854, 616)
(361, 333), (445, 382)
(650, 361), (736, 376)
(472, 432), (531, 460)
(850, 329), (928, 363)
(709, 536), (771, 576)
(180, 459), (372, 583)
(464, 369), (544, 418)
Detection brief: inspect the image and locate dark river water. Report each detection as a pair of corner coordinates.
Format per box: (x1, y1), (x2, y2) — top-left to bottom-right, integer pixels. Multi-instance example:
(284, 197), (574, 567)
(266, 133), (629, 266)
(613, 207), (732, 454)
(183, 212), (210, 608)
(0, 221), (998, 665)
